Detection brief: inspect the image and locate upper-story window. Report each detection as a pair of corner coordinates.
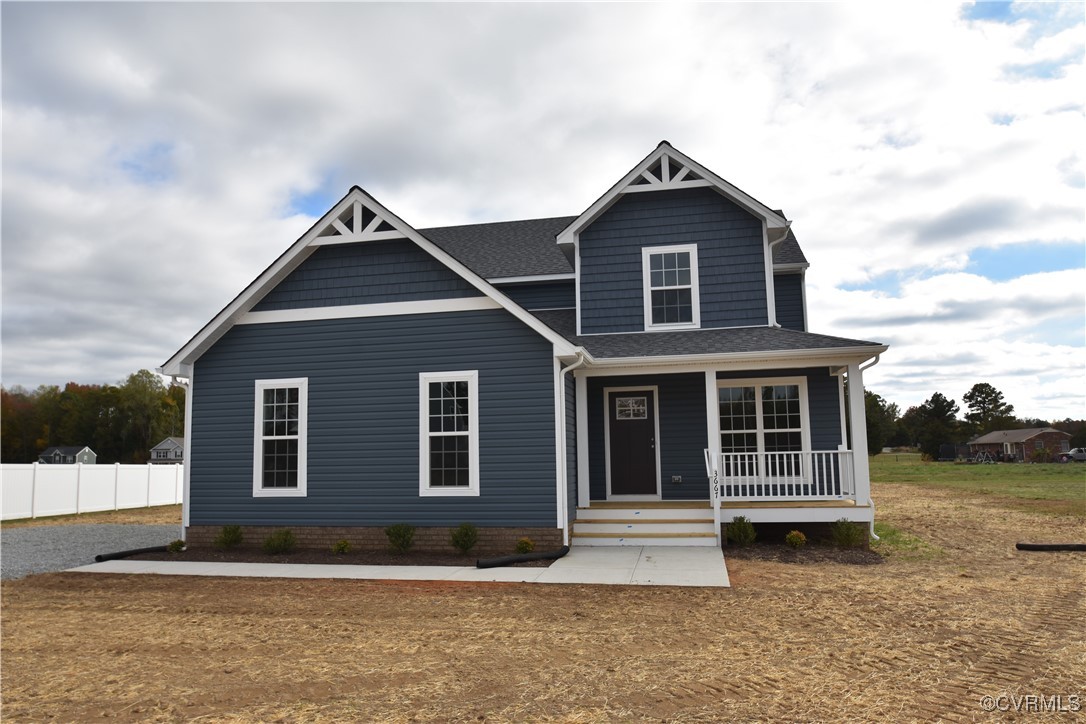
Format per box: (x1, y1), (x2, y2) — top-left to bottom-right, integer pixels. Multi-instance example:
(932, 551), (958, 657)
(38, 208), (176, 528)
(642, 244), (700, 330)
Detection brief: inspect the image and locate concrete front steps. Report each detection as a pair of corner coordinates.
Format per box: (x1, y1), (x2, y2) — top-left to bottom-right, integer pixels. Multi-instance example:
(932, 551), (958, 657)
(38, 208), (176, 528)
(572, 501), (718, 547)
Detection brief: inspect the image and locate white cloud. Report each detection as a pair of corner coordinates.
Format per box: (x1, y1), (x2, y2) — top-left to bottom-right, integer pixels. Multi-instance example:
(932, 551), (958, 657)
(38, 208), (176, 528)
(1, 3), (1082, 421)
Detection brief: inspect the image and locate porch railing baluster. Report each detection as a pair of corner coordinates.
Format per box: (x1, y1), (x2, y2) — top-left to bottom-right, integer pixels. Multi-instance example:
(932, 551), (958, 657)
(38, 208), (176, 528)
(718, 450), (857, 503)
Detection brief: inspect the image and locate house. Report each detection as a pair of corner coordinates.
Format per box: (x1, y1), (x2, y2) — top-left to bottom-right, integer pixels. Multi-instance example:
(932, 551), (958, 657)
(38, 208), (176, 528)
(160, 142), (887, 552)
(968, 428), (1072, 462)
(150, 437), (185, 464)
(37, 446), (96, 465)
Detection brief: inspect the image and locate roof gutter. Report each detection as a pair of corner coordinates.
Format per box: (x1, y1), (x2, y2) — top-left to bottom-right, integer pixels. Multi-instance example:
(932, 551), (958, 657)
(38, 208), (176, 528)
(583, 344), (888, 370)
(555, 351), (588, 545)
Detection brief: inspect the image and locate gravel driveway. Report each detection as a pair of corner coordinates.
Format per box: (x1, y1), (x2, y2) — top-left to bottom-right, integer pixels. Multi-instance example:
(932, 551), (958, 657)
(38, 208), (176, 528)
(1, 524), (180, 580)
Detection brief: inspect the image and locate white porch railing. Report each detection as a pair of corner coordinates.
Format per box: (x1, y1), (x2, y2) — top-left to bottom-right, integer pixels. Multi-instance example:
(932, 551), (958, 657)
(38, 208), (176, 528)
(706, 451), (856, 503)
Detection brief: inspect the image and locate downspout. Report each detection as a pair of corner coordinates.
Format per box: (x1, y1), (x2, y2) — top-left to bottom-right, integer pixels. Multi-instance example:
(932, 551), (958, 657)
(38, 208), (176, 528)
(168, 373), (191, 543)
(853, 354), (881, 541)
(557, 351), (588, 545)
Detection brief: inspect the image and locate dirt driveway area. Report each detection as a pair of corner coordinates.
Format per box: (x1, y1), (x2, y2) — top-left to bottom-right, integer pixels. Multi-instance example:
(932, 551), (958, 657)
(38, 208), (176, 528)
(2, 484), (1083, 721)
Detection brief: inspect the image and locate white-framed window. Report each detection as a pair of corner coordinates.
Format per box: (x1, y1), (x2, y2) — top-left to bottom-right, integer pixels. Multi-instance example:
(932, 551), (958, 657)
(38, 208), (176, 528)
(174, 449), (182, 458)
(155, 450), (169, 459)
(253, 378), (308, 497)
(642, 244), (701, 330)
(419, 371), (480, 497)
(717, 377), (812, 457)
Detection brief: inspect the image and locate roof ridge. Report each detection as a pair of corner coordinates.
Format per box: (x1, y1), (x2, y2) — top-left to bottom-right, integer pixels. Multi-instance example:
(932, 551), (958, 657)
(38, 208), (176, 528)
(419, 215), (578, 232)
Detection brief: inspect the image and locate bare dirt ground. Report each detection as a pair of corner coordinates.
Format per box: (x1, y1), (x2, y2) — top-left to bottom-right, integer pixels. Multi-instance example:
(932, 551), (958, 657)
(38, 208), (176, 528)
(2, 484), (1083, 722)
(2, 504), (182, 529)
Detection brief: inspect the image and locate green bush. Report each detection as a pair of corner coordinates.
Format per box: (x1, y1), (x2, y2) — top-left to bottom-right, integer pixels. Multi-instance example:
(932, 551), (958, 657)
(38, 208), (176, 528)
(784, 530), (807, 549)
(262, 529), (297, 554)
(515, 537), (535, 554)
(213, 524), (243, 549)
(450, 523), (478, 555)
(385, 523), (415, 553)
(727, 516), (756, 546)
(166, 539), (186, 554)
(331, 539), (351, 555)
(831, 518), (868, 548)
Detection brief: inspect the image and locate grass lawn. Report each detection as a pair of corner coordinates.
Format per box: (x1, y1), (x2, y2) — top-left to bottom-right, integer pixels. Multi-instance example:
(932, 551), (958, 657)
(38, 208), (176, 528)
(1, 504), (182, 529)
(871, 452), (1085, 517)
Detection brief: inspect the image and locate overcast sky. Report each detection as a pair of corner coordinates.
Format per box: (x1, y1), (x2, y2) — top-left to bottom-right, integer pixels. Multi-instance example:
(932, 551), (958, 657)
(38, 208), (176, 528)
(2, 2), (1083, 420)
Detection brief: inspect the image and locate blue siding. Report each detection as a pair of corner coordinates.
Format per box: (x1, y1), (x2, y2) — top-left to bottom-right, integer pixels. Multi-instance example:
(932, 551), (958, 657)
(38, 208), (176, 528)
(190, 309), (558, 527)
(774, 273), (805, 332)
(587, 373), (710, 501)
(565, 374), (577, 527)
(717, 368), (842, 450)
(496, 281), (575, 310)
(579, 188), (769, 334)
(253, 240), (480, 311)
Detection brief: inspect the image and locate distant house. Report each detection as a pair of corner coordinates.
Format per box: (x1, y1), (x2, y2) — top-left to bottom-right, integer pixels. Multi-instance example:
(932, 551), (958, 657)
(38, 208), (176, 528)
(969, 428), (1071, 462)
(37, 446), (97, 465)
(150, 437), (185, 464)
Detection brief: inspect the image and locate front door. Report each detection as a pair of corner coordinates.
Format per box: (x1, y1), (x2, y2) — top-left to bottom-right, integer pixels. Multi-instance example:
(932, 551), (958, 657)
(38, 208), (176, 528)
(607, 389), (658, 496)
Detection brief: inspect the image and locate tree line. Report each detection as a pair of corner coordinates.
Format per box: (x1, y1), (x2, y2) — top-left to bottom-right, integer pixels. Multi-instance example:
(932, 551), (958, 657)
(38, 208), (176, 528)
(1, 370), (185, 464)
(865, 382), (1086, 459)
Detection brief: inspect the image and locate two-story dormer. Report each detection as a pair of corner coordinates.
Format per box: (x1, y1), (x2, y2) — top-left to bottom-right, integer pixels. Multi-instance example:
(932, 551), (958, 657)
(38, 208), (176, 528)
(161, 142), (886, 553)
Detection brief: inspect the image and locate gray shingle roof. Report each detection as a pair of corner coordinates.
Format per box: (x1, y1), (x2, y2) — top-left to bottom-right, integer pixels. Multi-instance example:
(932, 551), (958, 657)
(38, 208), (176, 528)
(970, 428), (1070, 445)
(420, 213), (807, 279)
(420, 217), (576, 278)
(531, 309), (881, 359)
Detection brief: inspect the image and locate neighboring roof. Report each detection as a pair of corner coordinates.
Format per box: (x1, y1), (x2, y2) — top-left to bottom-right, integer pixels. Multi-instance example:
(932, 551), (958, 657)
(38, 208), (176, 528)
(151, 437), (185, 450)
(532, 309), (882, 360)
(421, 215), (807, 280)
(970, 428), (1071, 445)
(421, 217), (576, 278)
(39, 446), (93, 456)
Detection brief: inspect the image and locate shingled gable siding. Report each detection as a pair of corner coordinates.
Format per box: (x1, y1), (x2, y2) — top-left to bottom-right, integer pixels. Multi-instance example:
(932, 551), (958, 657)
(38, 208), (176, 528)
(773, 273), (806, 332)
(579, 187), (769, 334)
(494, 280), (575, 310)
(189, 308), (558, 528)
(587, 373), (710, 501)
(252, 239), (481, 311)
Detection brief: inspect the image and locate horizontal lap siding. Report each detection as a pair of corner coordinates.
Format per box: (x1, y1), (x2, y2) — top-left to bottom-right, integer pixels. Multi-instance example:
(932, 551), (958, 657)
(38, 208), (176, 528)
(579, 188), (769, 334)
(773, 273), (806, 332)
(253, 240), (479, 311)
(566, 374), (577, 526)
(587, 373), (709, 501)
(716, 368), (842, 450)
(190, 309), (557, 527)
(495, 281), (575, 310)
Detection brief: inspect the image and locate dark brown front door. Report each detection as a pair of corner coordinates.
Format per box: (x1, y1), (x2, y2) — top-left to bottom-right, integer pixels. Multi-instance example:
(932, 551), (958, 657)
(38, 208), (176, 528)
(607, 389), (658, 496)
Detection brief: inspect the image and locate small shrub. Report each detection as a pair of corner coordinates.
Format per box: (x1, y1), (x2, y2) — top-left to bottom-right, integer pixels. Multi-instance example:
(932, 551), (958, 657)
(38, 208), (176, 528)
(213, 524), (243, 549)
(784, 530), (807, 549)
(385, 523), (415, 553)
(263, 529), (297, 554)
(515, 537), (535, 554)
(727, 516), (756, 546)
(831, 518), (868, 548)
(166, 539), (185, 554)
(450, 523), (478, 555)
(331, 539), (351, 555)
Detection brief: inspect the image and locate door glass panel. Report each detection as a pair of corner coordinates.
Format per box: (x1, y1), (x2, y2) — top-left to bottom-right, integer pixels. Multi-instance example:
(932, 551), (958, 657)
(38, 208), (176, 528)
(615, 396), (647, 420)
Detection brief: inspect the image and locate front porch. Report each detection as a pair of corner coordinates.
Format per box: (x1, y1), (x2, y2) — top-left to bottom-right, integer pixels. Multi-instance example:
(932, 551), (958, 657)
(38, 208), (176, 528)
(570, 361), (875, 546)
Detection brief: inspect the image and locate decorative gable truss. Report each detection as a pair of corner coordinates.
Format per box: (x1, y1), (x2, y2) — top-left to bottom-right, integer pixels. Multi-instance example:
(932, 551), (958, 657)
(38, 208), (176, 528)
(625, 152), (712, 193)
(310, 198), (406, 246)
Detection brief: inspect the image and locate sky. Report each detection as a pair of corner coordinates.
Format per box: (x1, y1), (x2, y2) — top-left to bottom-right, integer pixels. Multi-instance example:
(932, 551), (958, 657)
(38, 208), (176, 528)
(2, 2), (1083, 421)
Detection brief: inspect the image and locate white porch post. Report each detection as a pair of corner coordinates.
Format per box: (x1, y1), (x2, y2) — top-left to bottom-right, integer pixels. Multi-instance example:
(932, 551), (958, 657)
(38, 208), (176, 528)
(704, 370), (722, 544)
(847, 362), (871, 504)
(575, 373), (590, 509)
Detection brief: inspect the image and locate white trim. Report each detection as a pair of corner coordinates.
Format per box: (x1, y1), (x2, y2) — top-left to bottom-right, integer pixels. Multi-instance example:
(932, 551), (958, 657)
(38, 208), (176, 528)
(161, 187), (578, 376)
(773, 262), (810, 273)
(579, 346), (888, 374)
(182, 372), (193, 533)
(603, 385), (662, 500)
(556, 143), (788, 247)
(837, 374), (848, 448)
(238, 297), (501, 325)
(418, 370), (480, 497)
(846, 362), (871, 504)
(715, 376), (813, 455)
(489, 273), (575, 284)
(575, 373), (590, 509)
(641, 243), (701, 331)
(253, 378), (308, 498)
(764, 222), (778, 327)
(554, 358), (565, 531)
(576, 323), (770, 337)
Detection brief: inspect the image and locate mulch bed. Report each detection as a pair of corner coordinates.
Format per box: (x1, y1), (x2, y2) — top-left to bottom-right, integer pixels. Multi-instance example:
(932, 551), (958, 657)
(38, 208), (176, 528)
(724, 543), (883, 565)
(131, 548), (553, 567)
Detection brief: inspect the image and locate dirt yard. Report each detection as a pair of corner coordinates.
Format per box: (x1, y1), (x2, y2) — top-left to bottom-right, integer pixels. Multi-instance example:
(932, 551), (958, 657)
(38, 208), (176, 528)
(2, 484), (1083, 722)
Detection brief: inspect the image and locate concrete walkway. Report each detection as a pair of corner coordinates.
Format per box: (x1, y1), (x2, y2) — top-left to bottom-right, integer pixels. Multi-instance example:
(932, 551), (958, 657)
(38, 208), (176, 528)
(69, 546), (729, 587)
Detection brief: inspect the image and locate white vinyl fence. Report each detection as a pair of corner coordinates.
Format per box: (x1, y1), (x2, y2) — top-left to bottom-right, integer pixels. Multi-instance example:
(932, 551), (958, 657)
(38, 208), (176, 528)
(1, 463), (183, 521)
